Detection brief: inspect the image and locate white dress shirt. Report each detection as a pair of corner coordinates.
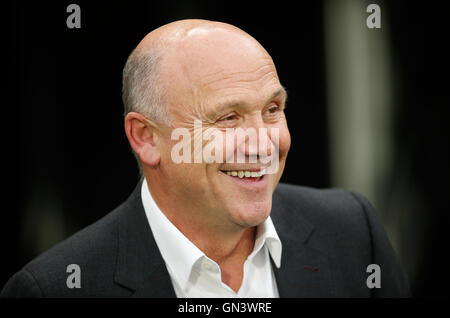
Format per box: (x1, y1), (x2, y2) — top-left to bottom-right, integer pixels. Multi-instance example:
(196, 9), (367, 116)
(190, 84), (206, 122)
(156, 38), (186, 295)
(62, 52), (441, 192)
(141, 179), (282, 298)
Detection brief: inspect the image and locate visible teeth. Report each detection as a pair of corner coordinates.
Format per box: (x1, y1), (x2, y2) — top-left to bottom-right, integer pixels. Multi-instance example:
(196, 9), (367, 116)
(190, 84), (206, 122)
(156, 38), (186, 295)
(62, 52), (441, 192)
(223, 170), (265, 178)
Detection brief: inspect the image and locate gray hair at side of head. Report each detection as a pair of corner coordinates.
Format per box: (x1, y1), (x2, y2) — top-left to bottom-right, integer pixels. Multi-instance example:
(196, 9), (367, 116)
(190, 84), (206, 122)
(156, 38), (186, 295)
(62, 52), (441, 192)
(122, 47), (171, 175)
(122, 47), (171, 123)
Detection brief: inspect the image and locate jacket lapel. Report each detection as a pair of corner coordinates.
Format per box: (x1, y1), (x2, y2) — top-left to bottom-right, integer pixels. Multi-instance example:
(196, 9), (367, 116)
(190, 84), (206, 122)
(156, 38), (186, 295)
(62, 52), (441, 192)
(113, 181), (336, 298)
(114, 181), (176, 297)
(271, 188), (336, 297)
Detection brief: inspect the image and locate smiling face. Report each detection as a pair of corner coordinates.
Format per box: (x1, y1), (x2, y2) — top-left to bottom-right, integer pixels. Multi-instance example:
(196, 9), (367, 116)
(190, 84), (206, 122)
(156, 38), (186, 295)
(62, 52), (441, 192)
(147, 23), (290, 232)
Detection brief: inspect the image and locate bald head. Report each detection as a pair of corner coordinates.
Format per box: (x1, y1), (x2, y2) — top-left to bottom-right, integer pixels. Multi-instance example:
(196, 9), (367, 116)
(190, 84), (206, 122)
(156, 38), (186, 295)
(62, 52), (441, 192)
(135, 19), (264, 56)
(123, 20), (290, 241)
(122, 19), (276, 124)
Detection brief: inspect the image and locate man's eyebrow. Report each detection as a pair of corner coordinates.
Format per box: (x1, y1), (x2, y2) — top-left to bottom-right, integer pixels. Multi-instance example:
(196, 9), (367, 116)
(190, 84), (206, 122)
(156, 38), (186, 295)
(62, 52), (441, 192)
(213, 86), (288, 115)
(271, 86), (288, 104)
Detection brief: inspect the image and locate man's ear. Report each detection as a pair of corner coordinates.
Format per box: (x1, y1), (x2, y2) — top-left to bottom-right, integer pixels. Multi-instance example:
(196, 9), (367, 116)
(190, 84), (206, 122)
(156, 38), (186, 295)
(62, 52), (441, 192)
(124, 112), (161, 167)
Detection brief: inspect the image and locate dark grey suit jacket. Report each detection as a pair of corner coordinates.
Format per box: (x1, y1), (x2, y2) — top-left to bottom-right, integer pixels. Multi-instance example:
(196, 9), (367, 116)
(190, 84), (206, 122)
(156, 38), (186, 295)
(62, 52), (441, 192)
(1, 182), (410, 297)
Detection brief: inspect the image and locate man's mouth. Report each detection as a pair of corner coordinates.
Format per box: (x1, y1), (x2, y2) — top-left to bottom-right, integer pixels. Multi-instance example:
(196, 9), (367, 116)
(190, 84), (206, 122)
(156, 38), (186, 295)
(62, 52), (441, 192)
(219, 169), (266, 182)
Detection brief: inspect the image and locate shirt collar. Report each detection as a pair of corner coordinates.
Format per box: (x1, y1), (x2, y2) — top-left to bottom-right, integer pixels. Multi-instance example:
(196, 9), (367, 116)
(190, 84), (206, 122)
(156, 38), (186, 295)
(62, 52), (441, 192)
(141, 179), (203, 289)
(253, 216), (282, 268)
(141, 179), (282, 291)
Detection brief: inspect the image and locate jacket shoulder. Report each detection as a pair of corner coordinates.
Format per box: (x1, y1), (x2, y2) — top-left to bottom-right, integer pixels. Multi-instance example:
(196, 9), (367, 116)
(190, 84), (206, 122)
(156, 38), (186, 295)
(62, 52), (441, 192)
(273, 182), (369, 237)
(273, 183), (410, 297)
(2, 200), (129, 297)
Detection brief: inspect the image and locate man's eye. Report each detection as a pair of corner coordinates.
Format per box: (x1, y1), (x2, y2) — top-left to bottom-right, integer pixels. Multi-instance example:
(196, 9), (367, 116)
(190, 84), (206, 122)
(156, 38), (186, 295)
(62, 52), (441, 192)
(220, 114), (238, 121)
(266, 106), (280, 114)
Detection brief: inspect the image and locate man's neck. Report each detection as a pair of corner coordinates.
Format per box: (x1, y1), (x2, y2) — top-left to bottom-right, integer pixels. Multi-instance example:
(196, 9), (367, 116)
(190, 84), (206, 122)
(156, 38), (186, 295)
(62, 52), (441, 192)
(145, 175), (256, 292)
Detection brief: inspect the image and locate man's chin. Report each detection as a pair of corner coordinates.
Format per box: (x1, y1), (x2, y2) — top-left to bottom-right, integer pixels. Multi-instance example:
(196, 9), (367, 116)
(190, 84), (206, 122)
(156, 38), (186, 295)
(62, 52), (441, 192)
(231, 199), (272, 227)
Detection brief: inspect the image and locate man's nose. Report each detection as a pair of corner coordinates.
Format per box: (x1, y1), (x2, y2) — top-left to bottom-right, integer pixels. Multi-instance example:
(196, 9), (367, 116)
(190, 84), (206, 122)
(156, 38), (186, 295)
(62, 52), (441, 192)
(238, 116), (273, 160)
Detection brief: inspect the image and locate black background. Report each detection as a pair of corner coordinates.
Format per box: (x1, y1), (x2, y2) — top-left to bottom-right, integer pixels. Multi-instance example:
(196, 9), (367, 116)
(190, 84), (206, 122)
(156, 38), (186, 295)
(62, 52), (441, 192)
(5, 0), (449, 298)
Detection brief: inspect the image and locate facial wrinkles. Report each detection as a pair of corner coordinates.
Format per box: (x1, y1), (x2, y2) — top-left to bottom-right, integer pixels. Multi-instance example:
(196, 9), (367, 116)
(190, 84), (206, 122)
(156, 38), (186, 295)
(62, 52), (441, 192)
(200, 58), (277, 92)
(183, 85), (283, 163)
(164, 27), (279, 123)
(199, 69), (279, 125)
(201, 62), (274, 89)
(168, 70), (279, 145)
(162, 28), (284, 167)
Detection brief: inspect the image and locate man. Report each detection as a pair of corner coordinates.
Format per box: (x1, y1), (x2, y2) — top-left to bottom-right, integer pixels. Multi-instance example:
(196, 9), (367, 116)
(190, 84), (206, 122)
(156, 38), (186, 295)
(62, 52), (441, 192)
(2, 19), (410, 297)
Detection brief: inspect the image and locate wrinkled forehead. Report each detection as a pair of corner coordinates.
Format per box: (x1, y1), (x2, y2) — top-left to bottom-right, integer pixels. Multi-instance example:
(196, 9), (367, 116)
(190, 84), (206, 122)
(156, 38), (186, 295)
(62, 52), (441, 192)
(161, 27), (280, 100)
